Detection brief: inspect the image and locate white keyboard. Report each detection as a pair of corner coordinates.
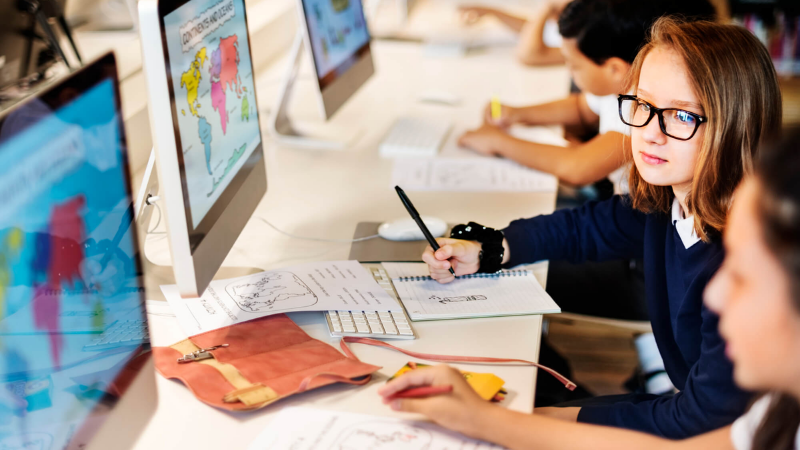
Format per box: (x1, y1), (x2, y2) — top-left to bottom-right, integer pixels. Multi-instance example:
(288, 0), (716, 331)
(379, 117), (452, 158)
(83, 319), (150, 351)
(324, 265), (417, 340)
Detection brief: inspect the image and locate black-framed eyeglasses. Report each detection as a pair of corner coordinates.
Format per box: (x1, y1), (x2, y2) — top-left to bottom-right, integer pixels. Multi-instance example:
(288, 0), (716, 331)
(617, 94), (707, 141)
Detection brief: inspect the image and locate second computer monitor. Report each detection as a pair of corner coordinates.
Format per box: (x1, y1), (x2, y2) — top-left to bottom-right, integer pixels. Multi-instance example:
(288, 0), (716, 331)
(138, 0), (266, 297)
(297, 0), (374, 119)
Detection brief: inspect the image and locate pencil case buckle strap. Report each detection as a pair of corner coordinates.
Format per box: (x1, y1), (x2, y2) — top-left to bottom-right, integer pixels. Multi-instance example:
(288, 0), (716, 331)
(340, 337), (577, 391)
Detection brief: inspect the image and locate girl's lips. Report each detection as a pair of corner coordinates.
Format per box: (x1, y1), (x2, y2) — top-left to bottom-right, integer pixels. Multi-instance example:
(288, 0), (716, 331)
(640, 151), (668, 165)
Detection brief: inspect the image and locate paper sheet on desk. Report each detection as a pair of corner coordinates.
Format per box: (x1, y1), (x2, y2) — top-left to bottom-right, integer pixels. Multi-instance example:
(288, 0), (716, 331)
(392, 157), (558, 192)
(161, 260), (402, 336)
(249, 407), (506, 449)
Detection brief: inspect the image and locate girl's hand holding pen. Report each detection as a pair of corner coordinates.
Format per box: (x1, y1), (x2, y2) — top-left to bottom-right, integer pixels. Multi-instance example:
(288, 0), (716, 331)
(378, 364), (490, 439)
(421, 238), (481, 284)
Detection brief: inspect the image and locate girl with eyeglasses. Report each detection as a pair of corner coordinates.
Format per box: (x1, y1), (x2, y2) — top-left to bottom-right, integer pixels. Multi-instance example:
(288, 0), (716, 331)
(403, 17), (783, 439)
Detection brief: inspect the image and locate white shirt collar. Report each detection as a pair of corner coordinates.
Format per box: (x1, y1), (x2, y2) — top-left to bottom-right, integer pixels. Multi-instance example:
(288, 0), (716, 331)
(671, 198), (701, 249)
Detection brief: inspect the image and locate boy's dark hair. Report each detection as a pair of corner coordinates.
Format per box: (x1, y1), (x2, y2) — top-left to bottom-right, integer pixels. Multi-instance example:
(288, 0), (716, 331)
(558, 0), (716, 65)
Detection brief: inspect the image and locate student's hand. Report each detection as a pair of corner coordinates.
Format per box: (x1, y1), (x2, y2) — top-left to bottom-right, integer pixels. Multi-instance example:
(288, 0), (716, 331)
(458, 124), (508, 157)
(483, 102), (519, 128)
(459, 6), (498, 25)
(422, 238), (481, 283)
(378, 364), (492, 437)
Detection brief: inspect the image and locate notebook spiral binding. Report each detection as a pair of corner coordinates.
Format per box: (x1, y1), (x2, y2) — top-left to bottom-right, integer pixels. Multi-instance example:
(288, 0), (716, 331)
(396, 270), (530, 282)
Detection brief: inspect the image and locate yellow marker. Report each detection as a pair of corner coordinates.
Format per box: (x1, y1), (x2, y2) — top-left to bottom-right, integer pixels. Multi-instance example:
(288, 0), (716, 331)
(491, 96), (502, 121)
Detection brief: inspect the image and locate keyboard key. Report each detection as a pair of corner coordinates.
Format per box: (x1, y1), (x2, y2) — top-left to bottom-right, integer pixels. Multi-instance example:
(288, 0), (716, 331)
(356, 323), (371, 334)
(353, 317), (367, 324)
(383, 324), (398, 334)
(399, 328), (414, 335)
(369, 323), (384, 334)
(378, 311), (392, 318)
(343, 324), (356, 333)
(328, 310), (338, 317)
(393, 317), (408, 324)
(365, 312), (378, 319)
(396, 322), (412, 330)
(332, 323), (343, 333)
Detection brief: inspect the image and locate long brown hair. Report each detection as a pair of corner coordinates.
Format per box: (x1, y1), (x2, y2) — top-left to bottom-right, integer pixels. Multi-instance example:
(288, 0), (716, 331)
(625, 17), (782, 241)
(751, 129), (800, 450)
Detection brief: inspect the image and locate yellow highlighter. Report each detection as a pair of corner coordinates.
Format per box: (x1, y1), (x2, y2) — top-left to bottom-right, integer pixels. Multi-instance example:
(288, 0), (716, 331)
(491, 95), (502, 122)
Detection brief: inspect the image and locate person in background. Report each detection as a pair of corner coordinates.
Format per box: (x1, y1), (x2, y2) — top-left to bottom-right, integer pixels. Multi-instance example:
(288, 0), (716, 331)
(459, 0), (571, 66)
(380, 128), (800, 450)
(410, 17), (783, 438)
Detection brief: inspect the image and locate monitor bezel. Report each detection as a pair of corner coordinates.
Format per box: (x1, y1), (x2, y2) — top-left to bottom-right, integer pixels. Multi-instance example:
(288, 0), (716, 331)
(296, 0), (375, 119)
(0, 51), (150, 447)
(156, 0), (265, 252)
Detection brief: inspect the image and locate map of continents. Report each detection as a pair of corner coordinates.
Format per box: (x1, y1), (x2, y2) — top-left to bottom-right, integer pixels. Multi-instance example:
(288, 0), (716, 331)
(179, 34), (249, 178)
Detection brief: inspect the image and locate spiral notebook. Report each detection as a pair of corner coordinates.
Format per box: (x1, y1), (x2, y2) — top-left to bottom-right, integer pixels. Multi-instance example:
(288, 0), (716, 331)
(381, 263), (560, 321)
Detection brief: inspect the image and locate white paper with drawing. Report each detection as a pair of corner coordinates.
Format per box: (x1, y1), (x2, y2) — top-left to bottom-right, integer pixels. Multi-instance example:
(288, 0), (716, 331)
(392, 157), (558, 192)
(249, 407), (505, 450)
(161, 261), (401, 336)
(382, 263), (560, 321)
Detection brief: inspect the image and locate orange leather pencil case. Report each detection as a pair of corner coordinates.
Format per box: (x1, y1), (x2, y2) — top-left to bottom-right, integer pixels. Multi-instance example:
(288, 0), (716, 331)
(152, 314), (380, 411)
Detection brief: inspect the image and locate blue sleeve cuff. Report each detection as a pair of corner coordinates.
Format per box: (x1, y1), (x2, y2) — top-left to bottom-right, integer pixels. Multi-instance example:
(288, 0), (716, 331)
(576, 405), (616, 427)
(501, 218), (543, 268)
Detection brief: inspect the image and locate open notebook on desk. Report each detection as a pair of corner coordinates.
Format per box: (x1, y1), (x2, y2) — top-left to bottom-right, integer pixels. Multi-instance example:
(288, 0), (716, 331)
(382, 263), (560, 321)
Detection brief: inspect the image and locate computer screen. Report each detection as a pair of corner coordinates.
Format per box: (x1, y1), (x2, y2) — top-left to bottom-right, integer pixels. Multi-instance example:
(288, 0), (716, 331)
(301, 0), (370, 89)
(161, 0), (262, 233)
(0, 54), (147, 449)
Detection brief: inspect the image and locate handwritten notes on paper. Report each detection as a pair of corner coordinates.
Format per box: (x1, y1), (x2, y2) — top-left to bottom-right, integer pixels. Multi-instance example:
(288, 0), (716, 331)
(161, 260), (401, 336)
(392, 157), (558, 193)
(249, 407), (506, 449)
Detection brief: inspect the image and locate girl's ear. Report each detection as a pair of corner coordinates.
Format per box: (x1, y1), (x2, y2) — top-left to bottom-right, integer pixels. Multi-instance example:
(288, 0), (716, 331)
(604, 57), (633, 87)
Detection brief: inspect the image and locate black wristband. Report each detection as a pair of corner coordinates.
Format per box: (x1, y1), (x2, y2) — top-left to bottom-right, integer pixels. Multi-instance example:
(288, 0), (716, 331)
(450, 222), (505, 273)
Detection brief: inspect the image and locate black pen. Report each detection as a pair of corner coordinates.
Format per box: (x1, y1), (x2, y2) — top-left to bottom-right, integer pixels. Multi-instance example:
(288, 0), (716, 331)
(394, 186), (456, 276)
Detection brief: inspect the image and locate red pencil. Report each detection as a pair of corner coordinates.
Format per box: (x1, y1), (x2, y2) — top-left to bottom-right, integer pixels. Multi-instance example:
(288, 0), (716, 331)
(388, 385), (453, 400)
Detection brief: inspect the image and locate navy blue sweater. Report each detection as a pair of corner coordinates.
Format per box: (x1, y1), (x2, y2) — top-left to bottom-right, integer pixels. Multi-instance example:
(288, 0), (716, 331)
(502, 195), (751, 438)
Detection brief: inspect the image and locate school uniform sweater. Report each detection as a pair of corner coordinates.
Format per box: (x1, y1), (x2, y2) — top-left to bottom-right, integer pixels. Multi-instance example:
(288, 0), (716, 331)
(502, 195), (751, 439)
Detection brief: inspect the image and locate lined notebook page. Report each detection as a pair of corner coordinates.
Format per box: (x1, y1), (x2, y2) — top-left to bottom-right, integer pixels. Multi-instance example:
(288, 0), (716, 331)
(382, 263), (560, 321)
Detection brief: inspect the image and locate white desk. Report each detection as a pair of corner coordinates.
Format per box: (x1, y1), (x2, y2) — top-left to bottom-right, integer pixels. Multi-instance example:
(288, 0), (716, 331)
(95, 39), (570, 449)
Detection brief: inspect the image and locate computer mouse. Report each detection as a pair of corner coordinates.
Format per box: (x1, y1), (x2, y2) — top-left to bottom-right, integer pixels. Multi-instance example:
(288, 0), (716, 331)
(378, 217), (448, 241)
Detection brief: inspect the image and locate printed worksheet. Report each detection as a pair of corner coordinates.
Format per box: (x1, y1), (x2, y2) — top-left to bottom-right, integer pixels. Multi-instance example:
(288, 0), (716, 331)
(161, 260), (401, 336)
(392, 157), (558, 192)
(249, 407), (506, 449)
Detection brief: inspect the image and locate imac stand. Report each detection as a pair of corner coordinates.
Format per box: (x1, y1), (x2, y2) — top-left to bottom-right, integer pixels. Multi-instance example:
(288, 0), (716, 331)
(269, 31), (350, 151)
(134, 150), (260, 300)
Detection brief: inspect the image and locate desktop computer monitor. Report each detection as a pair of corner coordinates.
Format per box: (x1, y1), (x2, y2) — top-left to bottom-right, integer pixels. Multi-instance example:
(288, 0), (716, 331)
(297, 0), (374, 119)
(0, 52), (152, 449)
(138, 0), (267, 297)
(271, 0), (374, 149)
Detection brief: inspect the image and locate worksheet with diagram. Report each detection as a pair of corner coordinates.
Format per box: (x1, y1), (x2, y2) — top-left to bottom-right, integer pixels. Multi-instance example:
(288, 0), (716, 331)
(249, 407), (505, 449)
(161, 260), (401, 336)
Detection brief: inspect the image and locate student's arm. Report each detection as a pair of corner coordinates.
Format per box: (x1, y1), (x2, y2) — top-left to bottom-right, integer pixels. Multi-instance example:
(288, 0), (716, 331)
(458, 128), (627, 187)
(516, 0), (568, 66)
(500, 195), (646, 268)
(488, 94), (599, 129)
(423, 196), (647, 282)
(378, 365), (736, 450)
(459, 6), (528, 32)
(577, 301), (753, 438)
